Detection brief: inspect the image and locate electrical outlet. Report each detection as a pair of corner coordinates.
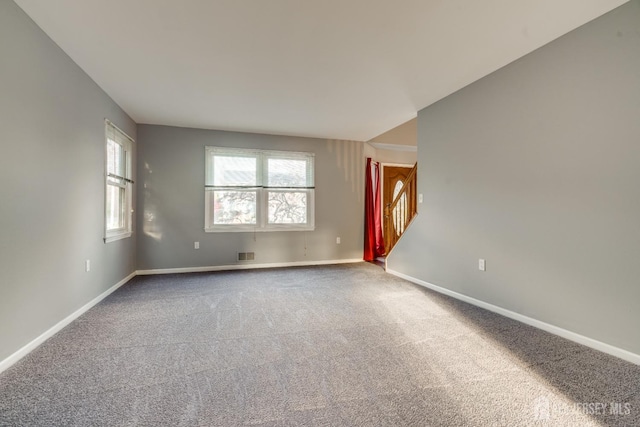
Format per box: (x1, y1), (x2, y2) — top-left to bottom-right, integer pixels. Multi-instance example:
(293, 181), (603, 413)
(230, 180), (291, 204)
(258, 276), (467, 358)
(194, 241), (200, 249)
(85, 259), (91, 272)
(478, 259), (486, 271)
(336, 237), (341, 244)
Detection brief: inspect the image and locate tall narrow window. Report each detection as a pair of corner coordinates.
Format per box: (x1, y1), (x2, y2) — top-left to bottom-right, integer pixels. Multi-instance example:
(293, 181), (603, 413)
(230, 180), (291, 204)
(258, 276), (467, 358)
(105, 120), (134, 242)
(205, 147), (314, 231)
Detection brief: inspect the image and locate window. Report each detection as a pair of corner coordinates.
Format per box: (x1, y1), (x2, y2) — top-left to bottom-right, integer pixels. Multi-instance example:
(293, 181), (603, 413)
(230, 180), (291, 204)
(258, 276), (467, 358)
(104, 120), (134, 242)
(205, 147), (314, 231)
(392, 180), (407, 236)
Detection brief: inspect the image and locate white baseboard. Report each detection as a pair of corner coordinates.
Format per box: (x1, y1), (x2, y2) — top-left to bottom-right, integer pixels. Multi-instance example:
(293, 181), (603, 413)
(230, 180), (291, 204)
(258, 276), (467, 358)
(0, 261), (363, 373)
(386, 268), (640, 366)
(0, 271), (136, 375)
(136, 258), (363, 275)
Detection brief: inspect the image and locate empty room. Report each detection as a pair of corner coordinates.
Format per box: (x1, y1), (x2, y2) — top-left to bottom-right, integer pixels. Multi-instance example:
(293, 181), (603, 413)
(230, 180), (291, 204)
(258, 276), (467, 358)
(1, 0), (640, 425)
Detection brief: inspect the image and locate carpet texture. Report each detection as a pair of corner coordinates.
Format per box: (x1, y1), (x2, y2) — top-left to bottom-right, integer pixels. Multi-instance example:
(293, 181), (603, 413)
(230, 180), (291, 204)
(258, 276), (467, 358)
(1, 262), (639, 426)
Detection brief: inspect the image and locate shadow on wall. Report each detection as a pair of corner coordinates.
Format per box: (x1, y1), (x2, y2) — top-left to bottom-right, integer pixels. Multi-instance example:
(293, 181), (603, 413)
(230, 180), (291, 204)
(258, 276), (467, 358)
(142, 161), (162, 242)
(325, 139), (364, 204)
(142, 160), (196, 245)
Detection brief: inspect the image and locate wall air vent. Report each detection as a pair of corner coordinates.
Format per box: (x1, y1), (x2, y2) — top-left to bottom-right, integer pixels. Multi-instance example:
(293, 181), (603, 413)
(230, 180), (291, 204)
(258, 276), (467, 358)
(238, 252), (255, 261)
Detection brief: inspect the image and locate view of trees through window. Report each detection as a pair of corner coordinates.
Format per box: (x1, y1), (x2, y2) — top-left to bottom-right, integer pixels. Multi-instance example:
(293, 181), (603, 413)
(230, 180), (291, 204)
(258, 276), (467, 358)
(268, 191), (307, 224)
(205, 148), (314, 230)
(213, 190), (257, 224)
(211, 155), (257, 225)
(267, 158), (308, 224)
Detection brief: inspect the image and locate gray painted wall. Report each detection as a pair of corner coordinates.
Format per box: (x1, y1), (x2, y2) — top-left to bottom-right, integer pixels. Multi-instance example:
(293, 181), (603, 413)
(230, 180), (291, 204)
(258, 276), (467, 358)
(388, 1), (640, 355)
(0, 1), (137, 362)
(136, 125), (364, 270)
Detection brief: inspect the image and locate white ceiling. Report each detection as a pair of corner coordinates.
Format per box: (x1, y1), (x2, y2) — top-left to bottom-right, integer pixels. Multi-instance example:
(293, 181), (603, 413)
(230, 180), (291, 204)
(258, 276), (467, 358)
(14, 0), (628, 141)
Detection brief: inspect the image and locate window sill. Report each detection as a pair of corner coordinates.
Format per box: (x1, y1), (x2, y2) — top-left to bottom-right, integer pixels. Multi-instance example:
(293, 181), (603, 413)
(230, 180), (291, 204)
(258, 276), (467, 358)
(104, 231), (132, 243)
(204, 226), (315, 233)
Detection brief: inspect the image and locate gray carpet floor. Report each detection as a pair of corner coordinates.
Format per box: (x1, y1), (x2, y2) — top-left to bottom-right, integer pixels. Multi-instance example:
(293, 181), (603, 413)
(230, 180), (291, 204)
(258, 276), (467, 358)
(1, 262), (639, 426)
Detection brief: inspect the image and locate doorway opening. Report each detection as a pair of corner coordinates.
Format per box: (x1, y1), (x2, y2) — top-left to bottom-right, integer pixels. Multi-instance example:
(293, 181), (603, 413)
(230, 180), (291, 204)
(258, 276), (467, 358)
(382, 163), (417, 256)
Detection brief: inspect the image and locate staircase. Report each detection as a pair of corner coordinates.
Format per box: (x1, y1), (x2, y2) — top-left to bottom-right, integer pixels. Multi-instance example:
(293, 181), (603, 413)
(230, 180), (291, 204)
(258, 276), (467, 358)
(384, 162), (417, 254)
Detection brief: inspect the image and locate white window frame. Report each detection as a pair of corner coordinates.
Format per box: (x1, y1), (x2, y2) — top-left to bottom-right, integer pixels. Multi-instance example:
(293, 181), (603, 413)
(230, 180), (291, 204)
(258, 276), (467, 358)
(205, 147), (315, 232)
(104, 120), (134, 243)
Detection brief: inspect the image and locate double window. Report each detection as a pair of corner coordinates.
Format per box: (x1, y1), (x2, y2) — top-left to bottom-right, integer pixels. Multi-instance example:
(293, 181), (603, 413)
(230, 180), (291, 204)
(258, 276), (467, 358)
(104, 120), (133, 242)
(205, 147), (314, 231)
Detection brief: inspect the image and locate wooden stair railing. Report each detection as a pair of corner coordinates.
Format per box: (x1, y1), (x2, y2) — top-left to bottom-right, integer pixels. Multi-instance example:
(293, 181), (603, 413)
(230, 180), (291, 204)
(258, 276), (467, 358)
(384, 163), (417, 254)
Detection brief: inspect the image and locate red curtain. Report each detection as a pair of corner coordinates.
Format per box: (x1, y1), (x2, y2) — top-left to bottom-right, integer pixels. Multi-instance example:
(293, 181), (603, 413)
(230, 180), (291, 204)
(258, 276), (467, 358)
(364, 158), (385, 261)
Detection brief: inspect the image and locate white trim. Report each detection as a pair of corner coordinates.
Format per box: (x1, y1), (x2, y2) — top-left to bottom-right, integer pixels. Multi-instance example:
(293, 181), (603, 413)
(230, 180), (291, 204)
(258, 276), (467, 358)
(369, 142), (417, 152)
(205, 226), (315, 233)
(381, 162), (413, 168)
(104, 231), (132, 243)
(0, 272), (136, 375)
(386, 269), (640, 366)
(136, 258), (363, 275)
(104, 119), (134, 242)
(205, 146), (315, 231)
(0, 261), (364, 373)
(104, 119), (134, 143)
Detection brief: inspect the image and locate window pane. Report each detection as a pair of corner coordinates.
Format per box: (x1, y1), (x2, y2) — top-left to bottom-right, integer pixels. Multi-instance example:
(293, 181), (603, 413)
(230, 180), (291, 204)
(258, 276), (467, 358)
(106, 184), (125, 230)
(267, 158), (307, 187)
(213, 190), (257, 224)
(392, 184), (407, 237)
(107, 138), (125, 177)
(105, 121), (133, 241)
(268, 191), (307, 224)
(214, 156), (257, 186)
